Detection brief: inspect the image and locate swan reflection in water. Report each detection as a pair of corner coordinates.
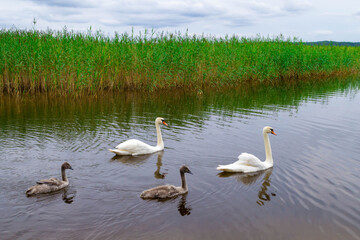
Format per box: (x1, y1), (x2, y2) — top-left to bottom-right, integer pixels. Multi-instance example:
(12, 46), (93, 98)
(218, 168), (275, 206)
(111, 151), (167, 179)
(153, 151), (166, 179)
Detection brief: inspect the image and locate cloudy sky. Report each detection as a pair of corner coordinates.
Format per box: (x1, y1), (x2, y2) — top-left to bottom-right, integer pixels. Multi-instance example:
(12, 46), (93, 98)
(1, 0), (360, 41)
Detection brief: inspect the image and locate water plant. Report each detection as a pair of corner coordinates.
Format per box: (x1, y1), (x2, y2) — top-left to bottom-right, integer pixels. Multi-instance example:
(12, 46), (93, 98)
(1, 28), (359, 95)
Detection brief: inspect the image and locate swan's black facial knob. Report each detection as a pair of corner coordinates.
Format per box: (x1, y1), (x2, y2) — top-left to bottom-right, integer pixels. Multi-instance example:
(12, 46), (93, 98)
(270, 128), (277, 136)
(162, 119), (168, 126)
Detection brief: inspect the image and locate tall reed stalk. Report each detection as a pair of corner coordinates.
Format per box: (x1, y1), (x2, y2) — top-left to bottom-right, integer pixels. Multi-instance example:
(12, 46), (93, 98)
(1, 28), (359, 95)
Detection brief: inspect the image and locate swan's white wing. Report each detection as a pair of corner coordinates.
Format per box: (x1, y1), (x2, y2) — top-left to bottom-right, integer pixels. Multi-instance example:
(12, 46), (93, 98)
(115, 139), (149, 150)
(217, 153), (266, 173)
(110, 139), (155, 155)
(236, 153), (264, 168)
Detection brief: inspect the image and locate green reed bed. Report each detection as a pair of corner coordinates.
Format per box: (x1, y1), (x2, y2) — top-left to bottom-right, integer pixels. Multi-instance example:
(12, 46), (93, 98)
(1, 28), (359, 95)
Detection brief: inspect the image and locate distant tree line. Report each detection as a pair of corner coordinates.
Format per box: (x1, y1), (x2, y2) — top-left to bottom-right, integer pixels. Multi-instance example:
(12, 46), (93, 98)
(305, 41), (360, 47)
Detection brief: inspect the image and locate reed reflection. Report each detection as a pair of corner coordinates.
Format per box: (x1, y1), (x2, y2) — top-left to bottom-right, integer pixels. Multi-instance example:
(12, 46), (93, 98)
(218, 168), (275, 205)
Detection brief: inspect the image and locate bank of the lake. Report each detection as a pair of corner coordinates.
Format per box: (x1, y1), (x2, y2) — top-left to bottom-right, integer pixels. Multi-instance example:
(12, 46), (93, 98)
(1, 29), (360, 95)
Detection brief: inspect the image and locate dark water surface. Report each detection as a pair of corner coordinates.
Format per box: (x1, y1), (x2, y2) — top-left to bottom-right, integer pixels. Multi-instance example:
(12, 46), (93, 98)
(1, 78), (360, 240)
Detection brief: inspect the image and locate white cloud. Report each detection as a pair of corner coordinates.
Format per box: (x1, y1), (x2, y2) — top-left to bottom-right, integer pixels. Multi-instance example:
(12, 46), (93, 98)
(313, 30), (334, 36)
(31, 0), (95, 8)
(283, 0), (312, 13)
(248, 1), (283, 16)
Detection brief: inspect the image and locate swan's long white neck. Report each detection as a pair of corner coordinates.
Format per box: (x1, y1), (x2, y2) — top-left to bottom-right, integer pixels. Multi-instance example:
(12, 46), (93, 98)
(263, 130), (273, 166)
(155, 121), (164, 148)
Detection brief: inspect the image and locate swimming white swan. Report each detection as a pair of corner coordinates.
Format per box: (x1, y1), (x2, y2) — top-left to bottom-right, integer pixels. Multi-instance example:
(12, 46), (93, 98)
(109, 117), (168, 156)
(140, 166), (192, 199)
(26, 162), (73, 196)
(217, 126), (277, 173)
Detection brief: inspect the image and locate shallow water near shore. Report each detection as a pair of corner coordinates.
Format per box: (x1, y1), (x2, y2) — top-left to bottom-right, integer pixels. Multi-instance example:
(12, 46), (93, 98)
(1, 77), (360, 240)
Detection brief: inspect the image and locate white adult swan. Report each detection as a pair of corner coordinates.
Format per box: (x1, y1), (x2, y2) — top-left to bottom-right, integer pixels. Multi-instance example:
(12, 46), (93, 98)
(109, 117), (168, 156)
(26, 162), (73, 196)
(217, 126), (277, 173)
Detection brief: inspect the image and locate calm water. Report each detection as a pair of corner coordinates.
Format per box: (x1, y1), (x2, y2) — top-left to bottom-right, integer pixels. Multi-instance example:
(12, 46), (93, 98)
(1, 78), (360, 240)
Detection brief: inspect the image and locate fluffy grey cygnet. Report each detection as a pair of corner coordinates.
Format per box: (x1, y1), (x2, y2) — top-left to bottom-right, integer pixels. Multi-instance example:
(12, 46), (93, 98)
(140, 166), (192, 199)
(26, 162), (73, 196)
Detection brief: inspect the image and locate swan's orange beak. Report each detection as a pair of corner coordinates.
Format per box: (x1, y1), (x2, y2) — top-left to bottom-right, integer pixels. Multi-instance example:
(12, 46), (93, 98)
(271, 130), (277, 136)
(162, 121), (168, 126)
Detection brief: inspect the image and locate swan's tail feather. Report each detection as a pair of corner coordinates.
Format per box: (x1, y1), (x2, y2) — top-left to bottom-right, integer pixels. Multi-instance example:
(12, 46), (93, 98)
(216, 164), (235, 172)
(216, 163), (247, 172)
(217, 164), (263, 173)
(216, 165), (225, 171)
(108, 149), (131, 155)
(26, 187), (36, 196)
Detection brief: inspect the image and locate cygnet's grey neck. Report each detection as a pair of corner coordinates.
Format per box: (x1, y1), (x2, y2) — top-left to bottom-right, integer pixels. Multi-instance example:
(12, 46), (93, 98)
(61, 167), (68, 182)
(180, 171), (187, 191)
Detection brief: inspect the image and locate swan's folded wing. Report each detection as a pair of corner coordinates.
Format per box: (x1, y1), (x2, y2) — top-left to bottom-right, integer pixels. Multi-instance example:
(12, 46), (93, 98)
(217, 153), (265, 172)
(140, 185), (178, 199)
(36, 178), (62, 186)
(115, 139), (152, 155)
(236, 153), (264, 168)
(153, 185), (178, 198)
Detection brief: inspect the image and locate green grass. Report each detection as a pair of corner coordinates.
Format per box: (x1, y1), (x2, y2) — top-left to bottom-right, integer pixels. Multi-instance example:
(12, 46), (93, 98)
(1, 28), (360, 95)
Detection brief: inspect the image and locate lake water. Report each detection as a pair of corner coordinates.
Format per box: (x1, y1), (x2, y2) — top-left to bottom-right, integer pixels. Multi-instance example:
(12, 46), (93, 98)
(1, 78), (360, 240)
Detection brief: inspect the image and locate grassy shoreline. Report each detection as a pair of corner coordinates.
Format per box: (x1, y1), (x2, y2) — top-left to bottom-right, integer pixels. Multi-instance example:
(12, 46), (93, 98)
(1, 29), (360, 95)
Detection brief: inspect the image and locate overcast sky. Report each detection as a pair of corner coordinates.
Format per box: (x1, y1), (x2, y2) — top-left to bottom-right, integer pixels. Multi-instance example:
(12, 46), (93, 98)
(1, 0), (360, 41)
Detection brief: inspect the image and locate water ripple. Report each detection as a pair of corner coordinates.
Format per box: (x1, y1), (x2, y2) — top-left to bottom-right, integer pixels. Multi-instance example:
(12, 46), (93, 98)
(1, 82), (360, 239)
